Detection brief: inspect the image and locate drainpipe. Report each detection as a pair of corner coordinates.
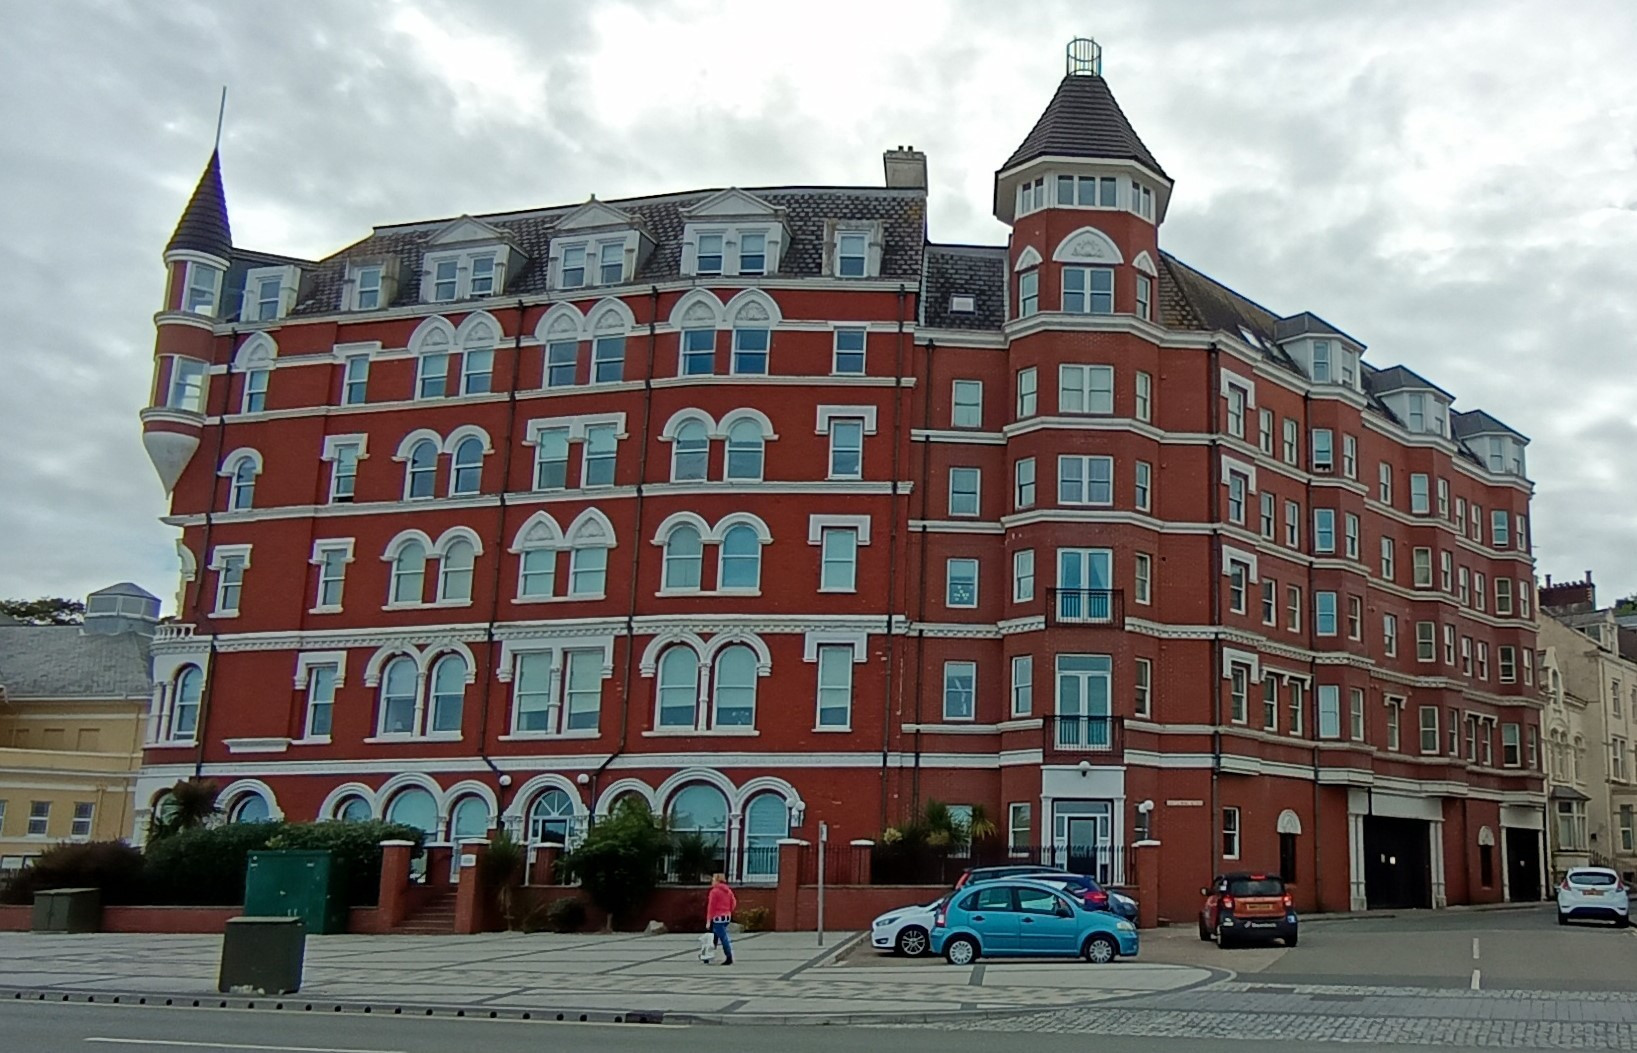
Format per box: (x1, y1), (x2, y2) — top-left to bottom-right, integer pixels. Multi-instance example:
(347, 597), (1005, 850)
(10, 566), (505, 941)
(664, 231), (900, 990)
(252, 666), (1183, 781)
(590, 285), (661, 815)
(1207, 341), (1223, 883)
(190, 327), (238, 779)
(882, 284), (908, 830)
(474, 300), (528, 818)
(910, 338), (937, 812)
(1301, 380), (1323, 910)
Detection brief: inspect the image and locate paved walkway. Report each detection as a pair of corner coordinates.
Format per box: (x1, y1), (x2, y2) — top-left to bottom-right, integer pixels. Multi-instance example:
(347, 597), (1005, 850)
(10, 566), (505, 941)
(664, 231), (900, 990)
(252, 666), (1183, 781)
(0, 931), (1215, 1023)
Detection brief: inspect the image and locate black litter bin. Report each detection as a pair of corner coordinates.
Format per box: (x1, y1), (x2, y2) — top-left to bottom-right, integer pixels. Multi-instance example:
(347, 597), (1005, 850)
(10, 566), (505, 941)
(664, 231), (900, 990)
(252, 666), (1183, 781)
(218, 916), (305, 994)
(31, 888), (101, 933)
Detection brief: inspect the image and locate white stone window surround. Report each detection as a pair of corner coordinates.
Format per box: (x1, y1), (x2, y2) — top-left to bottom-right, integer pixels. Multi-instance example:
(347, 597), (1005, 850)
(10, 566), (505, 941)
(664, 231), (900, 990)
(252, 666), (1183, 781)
(680, 222), (787, 278)
(241, 264), (301, 323)
(379, 526), (485, 611)
(1219, 368), (1257, 407)
(651, 511), (773, 597)
(815, 405), (880, 435)
(494, 634), (616, 740)
(293, 650), (349, 690)
(342, 260), (394, 312)
(549, 229), (643, 291)
(208, 543), (253, 618)
(826, 219), (885, 279)
(308, 538), (356, 614)
(523, 413), (629, 445)
(1050, 225), (1125, 266)
(807, 514), (873, 546)
(420, 245), (514, 303)
(1220, 545), (1260, 583)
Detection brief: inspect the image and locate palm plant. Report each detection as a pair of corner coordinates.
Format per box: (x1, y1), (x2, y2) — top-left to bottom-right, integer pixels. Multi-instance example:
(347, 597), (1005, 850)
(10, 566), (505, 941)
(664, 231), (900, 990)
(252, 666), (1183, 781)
(147, 778), (221, 842)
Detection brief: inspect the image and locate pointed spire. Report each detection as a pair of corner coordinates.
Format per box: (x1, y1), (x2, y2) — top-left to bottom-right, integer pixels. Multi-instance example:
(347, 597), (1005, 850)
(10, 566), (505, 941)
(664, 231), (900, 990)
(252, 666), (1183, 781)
(165, 151), (232, 259)
(1002, 67), (1167, 178)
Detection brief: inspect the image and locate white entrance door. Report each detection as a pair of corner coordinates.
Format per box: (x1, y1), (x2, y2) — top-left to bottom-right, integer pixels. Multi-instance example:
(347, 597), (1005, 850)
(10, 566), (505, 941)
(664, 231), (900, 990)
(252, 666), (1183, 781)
(1052, 801), (1115, 882)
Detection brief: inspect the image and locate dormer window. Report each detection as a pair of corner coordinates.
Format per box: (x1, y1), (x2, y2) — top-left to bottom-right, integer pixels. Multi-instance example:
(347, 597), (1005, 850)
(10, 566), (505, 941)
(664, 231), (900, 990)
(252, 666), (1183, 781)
(740, 232), (767, 274)
(697, 233), (725, 275)
(1018, 176), (1047, 215)
(837, 233), (868, 278)
(355, 266), (383, 309)
(562, 246), (587, 288)
(470, 255), (496, 296)
(599, 243), (623, 284)
(1056, 174), (1119, 207)
(433, 259), (458, 301)
(183, 263), (222, 315)
(1313, 341), (1332, 382)
(251, 276), (281, 321)
(1129, 180), (1154, 220)
(343, 259), (397, 311)
(423, 248), (510, 303)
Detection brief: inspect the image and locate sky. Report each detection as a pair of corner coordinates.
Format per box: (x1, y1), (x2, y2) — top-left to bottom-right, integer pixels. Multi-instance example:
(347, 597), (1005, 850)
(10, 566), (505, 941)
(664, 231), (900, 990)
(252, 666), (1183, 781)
(1, 0), (1634, 611)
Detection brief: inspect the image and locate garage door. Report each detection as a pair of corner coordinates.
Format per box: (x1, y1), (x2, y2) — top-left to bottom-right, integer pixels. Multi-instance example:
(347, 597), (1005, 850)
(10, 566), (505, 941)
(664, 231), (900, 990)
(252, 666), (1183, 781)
(1362, 815), (1432, 910)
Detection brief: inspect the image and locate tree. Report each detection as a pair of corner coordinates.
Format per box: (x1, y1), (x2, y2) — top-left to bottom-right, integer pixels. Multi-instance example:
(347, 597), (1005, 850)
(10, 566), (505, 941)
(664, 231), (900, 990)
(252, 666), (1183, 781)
(556, 797), (668, 930)
(0, 597), (84, 625)
(146, 778), (222, 842)
(1615, 594), (1637, 616)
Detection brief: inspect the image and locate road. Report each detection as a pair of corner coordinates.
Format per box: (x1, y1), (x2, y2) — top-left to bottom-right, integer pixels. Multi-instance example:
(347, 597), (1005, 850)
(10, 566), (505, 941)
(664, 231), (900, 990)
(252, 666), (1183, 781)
(0, 998), (1532, 1053)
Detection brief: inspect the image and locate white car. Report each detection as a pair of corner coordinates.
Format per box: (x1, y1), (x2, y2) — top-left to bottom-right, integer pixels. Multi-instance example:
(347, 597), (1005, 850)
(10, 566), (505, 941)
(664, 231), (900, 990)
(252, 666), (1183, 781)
(870, 896), (946, 956)
(1557, 866), (1630, 927)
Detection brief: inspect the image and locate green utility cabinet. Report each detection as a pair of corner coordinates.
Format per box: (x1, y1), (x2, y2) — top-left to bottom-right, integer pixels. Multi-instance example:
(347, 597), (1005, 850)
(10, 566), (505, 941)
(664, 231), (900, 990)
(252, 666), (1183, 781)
(32, 887), (101, 933)
(243, 850), (347, 935)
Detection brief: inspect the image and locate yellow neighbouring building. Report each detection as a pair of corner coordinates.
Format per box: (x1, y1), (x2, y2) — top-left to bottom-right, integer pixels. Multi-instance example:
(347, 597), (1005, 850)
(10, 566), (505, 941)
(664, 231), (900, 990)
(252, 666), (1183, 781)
(0, 584), (157, 877)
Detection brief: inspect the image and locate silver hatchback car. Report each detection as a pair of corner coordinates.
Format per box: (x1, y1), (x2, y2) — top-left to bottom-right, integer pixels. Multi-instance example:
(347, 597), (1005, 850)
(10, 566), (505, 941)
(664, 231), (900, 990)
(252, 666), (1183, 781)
(1557, 866), (1630, 927)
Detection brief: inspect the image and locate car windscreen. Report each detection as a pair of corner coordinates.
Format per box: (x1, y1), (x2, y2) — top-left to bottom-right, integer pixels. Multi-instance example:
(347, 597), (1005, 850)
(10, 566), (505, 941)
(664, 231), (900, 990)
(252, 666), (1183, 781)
(1568, 871), (1618, 886)
(1227, 878), (1285, 897)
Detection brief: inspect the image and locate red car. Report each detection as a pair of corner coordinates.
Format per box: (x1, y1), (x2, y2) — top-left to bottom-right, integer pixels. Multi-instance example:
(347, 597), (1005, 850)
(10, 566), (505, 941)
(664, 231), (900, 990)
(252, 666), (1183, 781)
(1198, 872), (1298, 948)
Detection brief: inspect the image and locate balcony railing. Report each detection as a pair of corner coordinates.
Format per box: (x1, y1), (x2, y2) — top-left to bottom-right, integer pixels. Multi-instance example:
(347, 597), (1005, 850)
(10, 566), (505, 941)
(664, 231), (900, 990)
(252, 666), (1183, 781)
(1047, 588), (1123, 628)
(1044, 715), (1123, 758)
(153, 623), (196, 642)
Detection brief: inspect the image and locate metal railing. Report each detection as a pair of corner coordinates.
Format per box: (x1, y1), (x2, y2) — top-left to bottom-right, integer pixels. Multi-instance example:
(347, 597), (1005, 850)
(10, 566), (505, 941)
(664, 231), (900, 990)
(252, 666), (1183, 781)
(1047, 589), (1123, 627)
(1045, 714), (1122, 755)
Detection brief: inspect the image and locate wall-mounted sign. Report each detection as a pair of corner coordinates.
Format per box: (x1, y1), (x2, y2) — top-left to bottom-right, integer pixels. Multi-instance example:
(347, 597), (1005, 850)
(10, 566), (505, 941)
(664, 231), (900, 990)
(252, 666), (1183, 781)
(1165, 799), (1205, 807)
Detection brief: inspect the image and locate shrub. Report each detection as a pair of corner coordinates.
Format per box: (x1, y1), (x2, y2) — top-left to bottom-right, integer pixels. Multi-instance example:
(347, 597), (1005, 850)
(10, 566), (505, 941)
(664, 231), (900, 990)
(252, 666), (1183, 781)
(479, 828), (526, 929)
(0, 841), (146, 905)
(734, 905), (771, 933)
(557, 797), (668, 929)
(545, 896), (588, 934)
(143, 822), (283, 905)
(265, 821), (425, 907)
(146, 778), (222, 842)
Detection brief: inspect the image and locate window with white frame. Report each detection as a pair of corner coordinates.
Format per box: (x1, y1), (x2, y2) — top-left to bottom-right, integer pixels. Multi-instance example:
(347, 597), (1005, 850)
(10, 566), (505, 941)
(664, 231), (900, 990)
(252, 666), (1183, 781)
(1062, 266), (1114, 314)
(438, 539), (476, 603)
(241, 367), (268, 414)
(1257, 407), (1273, 454)
(1518, 582), (1531, 619)
(946, 558), (978, 608)
(1285, 498), (1301, 547)
(545, 339), (578, 387)
(1288, 680), (1305, 736)
(828, 418), (865, 479)
(341, 354), (369, 404)
(1314, 508), (1336, 553)
(1222, 807), (1240, 859)
(1010, 654), (1034, 717)
(1437, 477), (1450, 519)
(1258, 492), (1274, 538)
(819, 527), (858, 591)
(835, 231), (869, 278)
(27, 801), (51, 837)
(1384, 613), (1398, 656)
(1440, 550), (1453, 593)
(1342, 434), (1357, 478)
(952, 380), (983, 428)
(389, 541), (427, 605)
(1499, 646), (1517, 684)
(182, 262), (222, 315)
(1136, 273), (1152, 320)
(1134, 552), (1152, 605)
(1311, 428), (1334, 471)
(582, 423), (618, 486)
(1054, 173), (1119, 207)
(350, 264), (384, 310)
(1134, 657), (1152, 718)
(598, 242), (624, 284)
(1261, 579), (1277, 625)
(1016, 366), (1038, 418)
(670, 420), (709, 482)
(568, 543), (607, 598)
(679, 328), (716, 376)
(224, 453), (258, 511)
(1059, 364), (1114, 414)
(1380, 537), (1395, 581)
(1344, 513), (1360, 560)
(167, 665), (203, 740)
(833, 328), (866, 375)
(532, 427), (569, 490)
(1412, 547), (1432, 588)
(816, 644), (853, 728)
(1315, 591), (1337, 636)
(1135, 371), (1152, 422)
(592, 335), (625, 384)
(948, 467), (980, 517)
(1229, 665), (1249, 723)
(725, 419), (765, 482)
(1347, 595), (1363, 640)
(1490, 509), (1511, 548)
(943, 661), (976, 721)
(1017, 175), (1047, 214)
(165, 357), (208, 412)
(1410, 473), (1429, 514)
(1286, 585), (1302, 633)
(1317, 684), (1341, 739)
(211, 546), (249, 616)
(1059, 455), (1113, 505)
(1226, 385), (1246, 438)
(1018, 269), (1038, 317)
(70, 802), (94, 839)
(1378, 462), (1392, 504)
(1262, 674), (1278, 730)
(662, 524), (704, 591)
(1129, 179), (1154, 219)
(449, 436), (485, 496)
(1014, 456), (1036, 510)
(1228, 560), (1248, 614)
(1445, 624), (1457, 665)
(305, 664), (338, 738)
(1012, 549), (1035, 602)
(1282, 418), (1298, 464)
(415, 351), (449, 400)
(312, 542), (352, 611)
(731, 327), (770, 375)
(1416, 621), (1435, 662)
(718, 524), (762, 590)
(1135, 461), (1152, 512)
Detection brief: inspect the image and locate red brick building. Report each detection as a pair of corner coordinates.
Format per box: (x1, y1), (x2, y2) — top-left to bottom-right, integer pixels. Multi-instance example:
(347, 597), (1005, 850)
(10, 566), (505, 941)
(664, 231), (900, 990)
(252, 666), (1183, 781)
(137, 40), (1545, 920)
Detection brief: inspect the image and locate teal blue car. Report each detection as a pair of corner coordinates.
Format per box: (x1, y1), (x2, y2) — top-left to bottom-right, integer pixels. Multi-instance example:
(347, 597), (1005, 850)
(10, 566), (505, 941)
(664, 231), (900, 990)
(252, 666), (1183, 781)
(931, 878), (1139, 964)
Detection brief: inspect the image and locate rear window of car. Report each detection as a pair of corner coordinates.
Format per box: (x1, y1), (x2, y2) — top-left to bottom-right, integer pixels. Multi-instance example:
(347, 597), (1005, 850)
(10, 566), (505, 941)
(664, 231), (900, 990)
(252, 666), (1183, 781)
(1227, 877), (1285, 897)
(1569, 871), (1618, 886)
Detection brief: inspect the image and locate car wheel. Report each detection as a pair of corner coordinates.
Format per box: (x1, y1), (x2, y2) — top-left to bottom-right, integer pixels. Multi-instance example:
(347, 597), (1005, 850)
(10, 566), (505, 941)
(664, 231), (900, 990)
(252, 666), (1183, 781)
(896, 926), (930, 957)
(1617, 914), (1630, 929)
(1215, 925), (1234, 949)
(944, 936), (979, 966)
(1084, 934), (1118, 964)
(1198, 919), (1212, 941)
(1284, 932), (1299, 948)
(1557, 911), (1568, 926)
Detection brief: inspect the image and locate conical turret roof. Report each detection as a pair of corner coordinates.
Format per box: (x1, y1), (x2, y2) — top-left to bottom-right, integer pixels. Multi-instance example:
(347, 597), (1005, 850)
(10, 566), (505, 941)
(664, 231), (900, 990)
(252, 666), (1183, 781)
(1002, 74), (1166, 178)
(165, 150), (232, 259)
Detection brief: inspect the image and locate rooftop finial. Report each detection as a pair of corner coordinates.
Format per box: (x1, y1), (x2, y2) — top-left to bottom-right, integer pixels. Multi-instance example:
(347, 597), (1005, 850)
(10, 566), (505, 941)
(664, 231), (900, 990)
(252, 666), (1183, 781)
(213, 85), (227, 152)
(1066, 37), (1102, 77)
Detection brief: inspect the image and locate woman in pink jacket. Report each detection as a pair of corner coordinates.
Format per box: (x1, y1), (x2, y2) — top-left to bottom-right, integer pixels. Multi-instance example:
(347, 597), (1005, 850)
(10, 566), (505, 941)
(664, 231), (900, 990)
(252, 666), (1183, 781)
(706, 872), (737, 965)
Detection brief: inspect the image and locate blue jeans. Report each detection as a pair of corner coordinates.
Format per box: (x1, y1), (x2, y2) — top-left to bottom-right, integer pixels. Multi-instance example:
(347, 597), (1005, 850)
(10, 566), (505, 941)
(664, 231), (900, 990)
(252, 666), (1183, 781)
(711, 918), (733, 960)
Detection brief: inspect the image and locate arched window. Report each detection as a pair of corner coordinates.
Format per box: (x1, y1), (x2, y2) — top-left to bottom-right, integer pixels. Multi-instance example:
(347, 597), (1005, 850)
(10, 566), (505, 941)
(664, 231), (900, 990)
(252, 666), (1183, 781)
(449, 795), (490, 841)
(712, 645), (757, 727)
(656, 647), (699, 729)
(385, 787), (438, 835)
(667, 784), (729, 864)
(171, 666), (203, 739)
(407, 439), (438, 499)
(725, 419), (764, 481)
(439, 539), (476, 603)
(228, 458), (257, 511)
(528, 788), (576, 844)
(718, 525), (761, 590)
(334, 795), (372, 822)
(390, 542), (426, 604)
(379, 655), (418, 735)
(672, 420), (710, 482)
(450, 436), (484, 496)
(228, 792), (271, 824)
(742, 793), (789, 880)
(662, 525), (703, 591)
(428, 654), (466, 734)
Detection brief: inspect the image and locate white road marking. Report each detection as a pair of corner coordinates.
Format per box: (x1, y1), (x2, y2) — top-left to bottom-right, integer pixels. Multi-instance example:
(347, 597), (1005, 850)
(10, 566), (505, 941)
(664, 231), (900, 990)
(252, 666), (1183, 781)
(1470, 969), (1481, 990)
(85, 1040), (404, 1053)
(1472, 937), (1480, 960)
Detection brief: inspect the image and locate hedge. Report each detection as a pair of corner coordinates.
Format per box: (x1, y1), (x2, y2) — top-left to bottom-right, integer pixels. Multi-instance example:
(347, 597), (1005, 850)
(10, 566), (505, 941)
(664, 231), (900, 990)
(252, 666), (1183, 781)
(144, 821), (425, 906)
(0, 841), (146, 905)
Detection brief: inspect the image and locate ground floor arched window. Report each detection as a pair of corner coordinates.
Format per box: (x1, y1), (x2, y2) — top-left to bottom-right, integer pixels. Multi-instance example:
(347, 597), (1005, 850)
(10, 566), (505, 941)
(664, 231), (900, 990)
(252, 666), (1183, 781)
(742, 793), (789, 883)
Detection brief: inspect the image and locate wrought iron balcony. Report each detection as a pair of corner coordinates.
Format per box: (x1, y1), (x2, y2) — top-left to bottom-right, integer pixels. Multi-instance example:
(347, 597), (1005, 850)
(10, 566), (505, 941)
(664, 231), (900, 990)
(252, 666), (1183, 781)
(1047, 588), (1124, 628)
(1044, 715), (1124, 759)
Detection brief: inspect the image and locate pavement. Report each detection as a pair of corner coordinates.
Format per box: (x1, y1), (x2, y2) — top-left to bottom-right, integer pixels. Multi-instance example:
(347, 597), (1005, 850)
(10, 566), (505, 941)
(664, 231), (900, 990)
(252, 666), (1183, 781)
(0, 929), (1214, 1025)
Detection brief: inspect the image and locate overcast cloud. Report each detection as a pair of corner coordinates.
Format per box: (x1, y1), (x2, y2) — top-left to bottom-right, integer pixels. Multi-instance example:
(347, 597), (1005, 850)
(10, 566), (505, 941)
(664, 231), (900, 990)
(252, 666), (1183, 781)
(1, 0), (1633, 609)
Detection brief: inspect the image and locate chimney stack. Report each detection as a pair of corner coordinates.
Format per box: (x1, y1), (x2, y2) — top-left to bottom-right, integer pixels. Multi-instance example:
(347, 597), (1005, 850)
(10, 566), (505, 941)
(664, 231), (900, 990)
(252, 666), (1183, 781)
(883, 145), (927, 190)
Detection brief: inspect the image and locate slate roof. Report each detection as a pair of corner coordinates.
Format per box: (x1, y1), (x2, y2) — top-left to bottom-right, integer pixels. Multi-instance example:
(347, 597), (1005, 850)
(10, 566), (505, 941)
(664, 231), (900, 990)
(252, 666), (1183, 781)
(921, 245), (1008, 331)
(0, 624), (152, 700)
(166, 151), (232, 259)
(1364, 364), (1455, 400)
(1452, 409), (1528, 442)
(1002, 74), (1167, 177)
(289, 187), (928, 319)
(1273, 311), (1364, 348)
